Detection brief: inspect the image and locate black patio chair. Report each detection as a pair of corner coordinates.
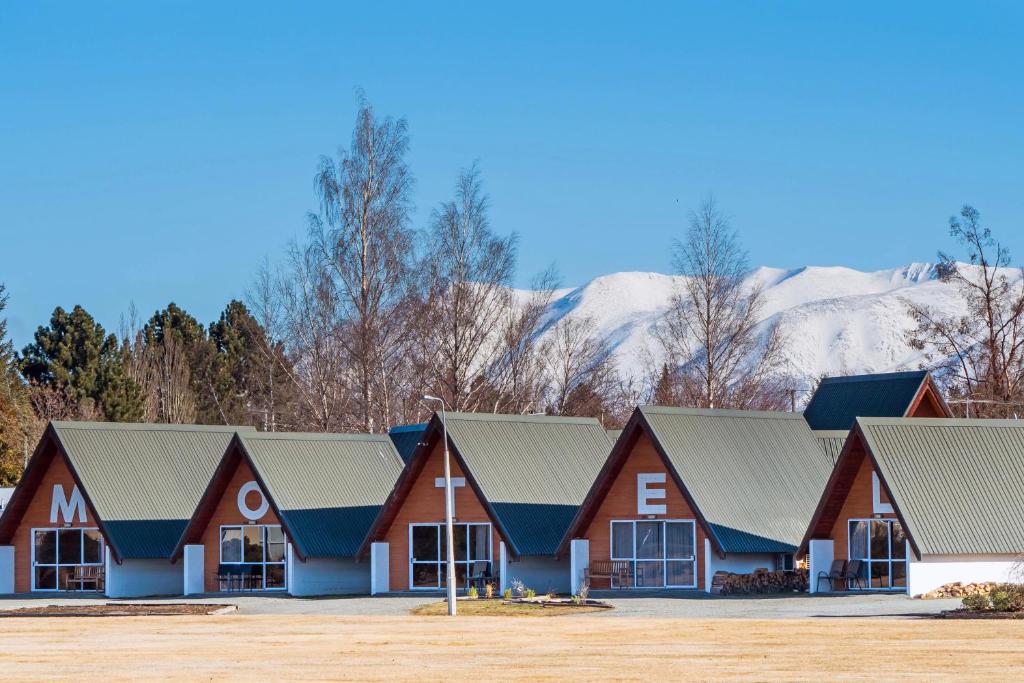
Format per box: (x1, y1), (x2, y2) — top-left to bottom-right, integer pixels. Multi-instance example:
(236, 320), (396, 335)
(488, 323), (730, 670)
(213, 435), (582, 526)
(816, 559), (847, 592)
(468, 561), (493, 591)
(844, 559), (866, 590)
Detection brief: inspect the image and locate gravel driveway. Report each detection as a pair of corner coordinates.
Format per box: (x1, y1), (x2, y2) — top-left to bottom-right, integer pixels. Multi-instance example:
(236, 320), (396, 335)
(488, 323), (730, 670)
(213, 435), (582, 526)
(0, 591), (959, 618)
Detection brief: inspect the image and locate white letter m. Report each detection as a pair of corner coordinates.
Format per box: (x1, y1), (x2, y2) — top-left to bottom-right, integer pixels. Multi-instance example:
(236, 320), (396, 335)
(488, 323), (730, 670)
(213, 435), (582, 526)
(50, 484), (87, 524)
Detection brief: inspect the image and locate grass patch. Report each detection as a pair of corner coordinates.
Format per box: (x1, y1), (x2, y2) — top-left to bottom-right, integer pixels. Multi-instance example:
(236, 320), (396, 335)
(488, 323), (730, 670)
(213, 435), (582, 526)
(0, 603), (235, 617)
(410, 599), (606, 617)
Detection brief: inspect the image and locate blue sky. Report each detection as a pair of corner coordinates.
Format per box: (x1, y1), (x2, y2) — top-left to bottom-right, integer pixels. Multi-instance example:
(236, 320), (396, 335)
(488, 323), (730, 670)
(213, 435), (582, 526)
(2, 2), (1022, 348)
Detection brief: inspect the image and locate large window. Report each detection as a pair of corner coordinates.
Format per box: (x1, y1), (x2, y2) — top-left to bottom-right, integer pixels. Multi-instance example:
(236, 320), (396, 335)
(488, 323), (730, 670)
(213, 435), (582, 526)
(610, 520), (696, 588)
(220, 525), (286, 590)
(848, 519), (907, 590)
(409, 523), (491, 590)
(32, 528), (103, 591)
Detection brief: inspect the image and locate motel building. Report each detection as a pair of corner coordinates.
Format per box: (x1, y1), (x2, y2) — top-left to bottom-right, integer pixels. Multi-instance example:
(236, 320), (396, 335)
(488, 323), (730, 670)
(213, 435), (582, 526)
(804, 370), (952, 466)
(803, 417), (1024, 596)
(174, 430), (404, 596)
(359, 413), (611, 595)
(0, 422), (245, 597)
(560, 407), (833, 593)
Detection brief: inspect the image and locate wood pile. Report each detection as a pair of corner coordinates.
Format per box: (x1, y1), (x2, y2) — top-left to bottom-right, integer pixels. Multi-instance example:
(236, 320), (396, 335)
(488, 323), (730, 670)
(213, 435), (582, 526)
(714, 568), (808, 595)
(918, 582), (1000, 600)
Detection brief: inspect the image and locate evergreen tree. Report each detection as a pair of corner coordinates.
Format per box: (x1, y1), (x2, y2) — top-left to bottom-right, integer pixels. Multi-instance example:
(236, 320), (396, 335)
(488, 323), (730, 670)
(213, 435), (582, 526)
(207, 300), (297, 429)
(19, 305), (143, 422)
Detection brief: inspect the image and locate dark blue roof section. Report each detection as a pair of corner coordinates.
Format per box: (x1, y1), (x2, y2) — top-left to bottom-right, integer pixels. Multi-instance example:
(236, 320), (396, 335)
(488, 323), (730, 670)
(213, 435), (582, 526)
(802, 371), (928, 431)
(388, 424), (427, 464)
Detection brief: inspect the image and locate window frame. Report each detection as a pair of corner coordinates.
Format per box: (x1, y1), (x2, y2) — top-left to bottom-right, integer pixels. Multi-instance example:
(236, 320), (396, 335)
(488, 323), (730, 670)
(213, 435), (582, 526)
(30, 527), (104, 592)
(846, 517), (907, 591)
(407, 522), (492, 591)
(219, 524), (287, 591)
(608, 519), (698, 589)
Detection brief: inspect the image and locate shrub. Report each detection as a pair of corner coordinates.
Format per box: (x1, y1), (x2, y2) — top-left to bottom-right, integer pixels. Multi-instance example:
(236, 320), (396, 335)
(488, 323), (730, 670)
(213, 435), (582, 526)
(577, 579), (591, 604)
(524, 588), (536, 599)
(502, 587), (512, 600)
(485, 582), (494, 599)
(511, 578), (526, 597)
(467, 585), (478, 599)
(991, 589), (1011, 612)
(961, 593), (990, 611)
(998, 583), (1024, 612)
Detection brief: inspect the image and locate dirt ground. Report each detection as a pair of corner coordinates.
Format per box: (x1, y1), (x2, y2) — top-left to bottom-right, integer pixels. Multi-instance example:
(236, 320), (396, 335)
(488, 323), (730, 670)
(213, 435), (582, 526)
(0, 603), (234, 617)
(1, 614), (1021, 681)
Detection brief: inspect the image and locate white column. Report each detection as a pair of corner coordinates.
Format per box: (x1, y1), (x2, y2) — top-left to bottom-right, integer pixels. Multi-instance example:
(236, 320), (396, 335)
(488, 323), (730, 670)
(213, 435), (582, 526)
(808, 539), (835, 594)
(499, 541), (509, 593)
(0, 546), (13, 594)
(183, 545), (204, 595)
(286, 542), (295, 594)
(704, 538), (713, 593)
(569, 539), (589, 594)
(104, 549), (114, 597)
(370, 542), (390, 595)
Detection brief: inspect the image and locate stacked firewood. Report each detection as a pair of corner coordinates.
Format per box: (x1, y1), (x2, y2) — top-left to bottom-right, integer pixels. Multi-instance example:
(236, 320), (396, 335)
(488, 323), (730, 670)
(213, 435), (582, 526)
(918, 582), (1000, 599)
(714, 568), (809, 595)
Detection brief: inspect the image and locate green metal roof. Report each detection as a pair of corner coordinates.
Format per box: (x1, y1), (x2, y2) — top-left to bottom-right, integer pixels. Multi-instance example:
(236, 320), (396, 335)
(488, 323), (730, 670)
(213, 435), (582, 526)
(239, 431), (405, 558)
(53, 422), (251, 560)
(857, 417), (1024, 556)
(814, 430), (849, 466)
(388, 424), (427, 464)
(640, 407), (833, 554)
(803, 371), (929, 431)
(441, 413), (612, 557)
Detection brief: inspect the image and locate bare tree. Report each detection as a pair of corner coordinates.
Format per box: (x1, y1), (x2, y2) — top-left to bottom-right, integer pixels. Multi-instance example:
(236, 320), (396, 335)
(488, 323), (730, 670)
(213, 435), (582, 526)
(311, 93), (416, 432)
(654, 196), (787, 410)
(422, 163), (517, 411)
(244, 259), (298, 431)
(907, 205), (1024, 417)
(488, 268), (559, 414)
(276, 241), (353, 431)
(543, 315), (617, 418)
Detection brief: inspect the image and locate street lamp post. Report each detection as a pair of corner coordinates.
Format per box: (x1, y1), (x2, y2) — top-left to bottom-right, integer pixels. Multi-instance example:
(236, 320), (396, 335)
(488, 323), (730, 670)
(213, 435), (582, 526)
(423, 395), (457, 617)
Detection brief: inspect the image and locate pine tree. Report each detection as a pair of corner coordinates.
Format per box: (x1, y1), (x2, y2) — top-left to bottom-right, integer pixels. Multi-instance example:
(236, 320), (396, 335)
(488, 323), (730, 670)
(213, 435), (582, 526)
(20, 305), (144, 422)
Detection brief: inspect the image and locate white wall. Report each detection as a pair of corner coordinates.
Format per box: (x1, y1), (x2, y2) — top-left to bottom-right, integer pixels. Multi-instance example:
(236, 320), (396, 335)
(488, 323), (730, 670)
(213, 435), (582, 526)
(505, 556), (571, 594)
(499, 542), (509, 593)
(570, 539), (589, 594)
(105, 558), (183, 598)
(808, 540), (835, 594)
(370, 542), (389, 595)
(0, 546), (13, 594)
(183, 545), (204, 595)
(708, 552), (778, 576)
(908, 554), (1020, 597)
(289, 556), (371, 597)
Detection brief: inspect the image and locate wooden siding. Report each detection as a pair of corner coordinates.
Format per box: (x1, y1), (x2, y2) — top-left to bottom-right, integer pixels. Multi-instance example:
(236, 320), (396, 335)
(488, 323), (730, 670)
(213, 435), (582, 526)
(379, 440), (502, 591)
(11, 443), (103, 593)
(907, 383), (947, 418)
(198, 457), (281, 592)
(825, 439), (898, 557)
(580, 430), (706, 589)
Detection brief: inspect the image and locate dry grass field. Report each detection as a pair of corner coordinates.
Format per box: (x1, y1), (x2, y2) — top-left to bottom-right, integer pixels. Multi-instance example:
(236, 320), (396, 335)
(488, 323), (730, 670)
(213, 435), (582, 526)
(0, 614), (1022, 681)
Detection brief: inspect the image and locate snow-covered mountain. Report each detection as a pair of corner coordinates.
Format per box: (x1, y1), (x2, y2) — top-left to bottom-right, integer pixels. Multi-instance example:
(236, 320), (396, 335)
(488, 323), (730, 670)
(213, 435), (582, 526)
(527, 263), (1003, 393)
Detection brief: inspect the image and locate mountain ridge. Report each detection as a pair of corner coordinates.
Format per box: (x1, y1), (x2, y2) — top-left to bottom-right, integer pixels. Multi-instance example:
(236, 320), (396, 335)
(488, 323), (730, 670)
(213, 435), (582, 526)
(529, 262), (1015, 393)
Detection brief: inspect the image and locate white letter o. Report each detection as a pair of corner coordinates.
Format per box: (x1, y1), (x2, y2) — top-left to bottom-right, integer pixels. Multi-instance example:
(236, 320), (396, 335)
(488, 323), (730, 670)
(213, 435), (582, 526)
(237, 481), (269, 521)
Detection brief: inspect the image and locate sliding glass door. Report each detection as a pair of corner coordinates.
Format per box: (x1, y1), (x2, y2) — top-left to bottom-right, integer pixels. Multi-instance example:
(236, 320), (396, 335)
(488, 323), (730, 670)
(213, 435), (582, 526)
(410, 523), (491, 590)
(31, 528), (104, 591)
(610, 520), (696, 588)
(219, 524), (287, 589)
(848, 519), (907, 590)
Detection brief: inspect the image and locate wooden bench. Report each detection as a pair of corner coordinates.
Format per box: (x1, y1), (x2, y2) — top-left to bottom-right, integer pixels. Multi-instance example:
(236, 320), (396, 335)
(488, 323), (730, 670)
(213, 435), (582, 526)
(584, 560), (633, 588)
(65, 565), (104, 592)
